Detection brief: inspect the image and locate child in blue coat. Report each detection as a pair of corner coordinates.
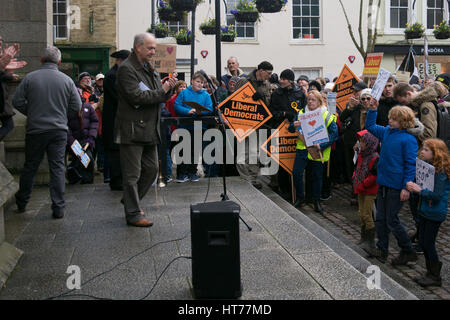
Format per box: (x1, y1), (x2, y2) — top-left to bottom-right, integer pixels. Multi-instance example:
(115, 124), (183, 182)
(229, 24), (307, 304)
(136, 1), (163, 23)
(174, 72), (213, 182)
(406, 138), (450, 287)
(365, 103), (418, 265)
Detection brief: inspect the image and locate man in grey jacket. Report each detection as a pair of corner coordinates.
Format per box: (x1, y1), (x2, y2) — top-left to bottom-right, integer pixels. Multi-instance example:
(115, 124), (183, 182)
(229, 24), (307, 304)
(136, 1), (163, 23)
(13, 46), (82, 219)
(116, 33), (176, 227)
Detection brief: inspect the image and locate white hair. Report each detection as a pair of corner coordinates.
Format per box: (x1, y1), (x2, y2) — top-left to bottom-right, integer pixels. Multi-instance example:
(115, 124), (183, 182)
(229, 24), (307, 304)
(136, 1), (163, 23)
(42, 46), (62, 64)
(133, 32), (155, 49)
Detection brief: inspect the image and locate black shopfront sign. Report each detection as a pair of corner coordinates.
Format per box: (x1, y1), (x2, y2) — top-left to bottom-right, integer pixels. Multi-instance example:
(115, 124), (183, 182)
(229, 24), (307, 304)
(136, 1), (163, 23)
(374, 45), (450, 56)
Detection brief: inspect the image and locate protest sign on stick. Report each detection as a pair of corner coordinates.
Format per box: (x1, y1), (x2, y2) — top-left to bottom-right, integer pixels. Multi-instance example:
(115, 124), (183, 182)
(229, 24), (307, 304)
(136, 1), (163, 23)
(371, 68), (391, 101)
(416, 158), (435, 192)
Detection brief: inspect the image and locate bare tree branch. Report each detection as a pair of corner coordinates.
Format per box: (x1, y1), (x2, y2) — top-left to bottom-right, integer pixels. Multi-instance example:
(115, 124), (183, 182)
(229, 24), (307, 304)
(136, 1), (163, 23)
(338, 0), (366, 59)
(358, 0), (365, 57)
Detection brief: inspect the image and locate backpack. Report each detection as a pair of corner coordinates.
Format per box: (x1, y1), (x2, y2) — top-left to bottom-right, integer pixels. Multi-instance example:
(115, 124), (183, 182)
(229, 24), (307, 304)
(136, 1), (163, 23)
(431, 100), (450, 149)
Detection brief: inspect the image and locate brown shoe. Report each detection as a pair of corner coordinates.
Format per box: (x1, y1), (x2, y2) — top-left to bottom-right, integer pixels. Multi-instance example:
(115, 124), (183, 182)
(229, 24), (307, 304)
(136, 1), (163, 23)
(127, 217), (153, 228)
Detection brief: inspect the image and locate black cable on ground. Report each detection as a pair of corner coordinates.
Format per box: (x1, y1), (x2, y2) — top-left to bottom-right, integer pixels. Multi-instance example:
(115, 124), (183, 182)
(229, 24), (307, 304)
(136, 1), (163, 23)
(43, 233), (190, 300)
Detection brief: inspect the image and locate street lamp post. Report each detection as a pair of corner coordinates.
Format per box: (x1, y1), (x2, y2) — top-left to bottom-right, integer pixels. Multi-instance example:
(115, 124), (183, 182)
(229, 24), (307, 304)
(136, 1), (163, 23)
(215, 0), (222, 82)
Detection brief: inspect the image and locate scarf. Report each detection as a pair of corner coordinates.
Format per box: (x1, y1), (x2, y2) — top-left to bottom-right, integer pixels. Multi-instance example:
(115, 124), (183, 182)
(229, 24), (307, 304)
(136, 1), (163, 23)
(354, 131), (379, 189)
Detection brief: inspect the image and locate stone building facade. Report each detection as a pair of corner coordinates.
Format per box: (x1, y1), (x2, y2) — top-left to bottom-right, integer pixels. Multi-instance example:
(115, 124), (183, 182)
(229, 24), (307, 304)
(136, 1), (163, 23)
(55, 0), (117, 79)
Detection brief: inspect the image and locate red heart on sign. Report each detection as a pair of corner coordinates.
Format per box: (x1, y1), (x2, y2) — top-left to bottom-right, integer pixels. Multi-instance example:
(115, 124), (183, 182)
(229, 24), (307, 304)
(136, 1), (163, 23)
(348, 56), (355, 63)
(201, 50), (208, 58)
(167, 47), (174, 54)
(308, 120), (316, 127)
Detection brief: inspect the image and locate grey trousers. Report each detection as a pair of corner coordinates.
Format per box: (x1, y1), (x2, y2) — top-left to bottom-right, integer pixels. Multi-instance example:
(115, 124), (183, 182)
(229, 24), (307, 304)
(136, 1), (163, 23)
(235, 133), (260, 184)
(120, 143), (158, 223)
(15, 130), (67, 214)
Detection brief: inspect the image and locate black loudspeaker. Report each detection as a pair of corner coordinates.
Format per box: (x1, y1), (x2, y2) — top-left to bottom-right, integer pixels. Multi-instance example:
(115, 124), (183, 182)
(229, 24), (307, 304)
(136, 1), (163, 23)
(190, 200), (242, 299)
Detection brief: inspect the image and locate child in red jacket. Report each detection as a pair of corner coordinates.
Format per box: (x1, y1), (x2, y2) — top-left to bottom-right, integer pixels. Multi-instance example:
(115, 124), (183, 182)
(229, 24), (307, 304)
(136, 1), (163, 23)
(353, 130), (379, 252)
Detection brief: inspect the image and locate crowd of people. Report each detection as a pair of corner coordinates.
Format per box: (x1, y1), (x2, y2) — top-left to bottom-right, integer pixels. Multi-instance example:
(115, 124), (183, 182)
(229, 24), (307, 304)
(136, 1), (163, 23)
(1, 31), (449, 287)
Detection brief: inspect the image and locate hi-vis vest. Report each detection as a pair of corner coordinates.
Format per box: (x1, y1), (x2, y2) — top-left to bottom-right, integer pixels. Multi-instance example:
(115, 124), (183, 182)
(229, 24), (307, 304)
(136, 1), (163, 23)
(296, 109), (336, 162)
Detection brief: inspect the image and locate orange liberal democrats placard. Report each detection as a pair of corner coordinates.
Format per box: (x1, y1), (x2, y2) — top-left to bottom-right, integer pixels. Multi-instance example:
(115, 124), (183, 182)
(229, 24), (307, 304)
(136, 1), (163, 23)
(332, 64), (360, 112)
(362, 53), (384, 78)
(218, 82), (272, 142)
(260, 121), (298, 176)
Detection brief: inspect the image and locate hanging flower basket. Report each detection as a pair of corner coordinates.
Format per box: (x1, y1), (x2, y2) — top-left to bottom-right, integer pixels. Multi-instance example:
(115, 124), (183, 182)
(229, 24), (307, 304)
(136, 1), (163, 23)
(200, 26), (216, 35)
(176, 38), (191, 45)
(169, 0), (202, 12)
(221, 35), (235, 42)
(404, 22), (424, 40)
(405, 31), (423, 39)
(231, 1), (260, 22)
(433, 21), (450, 39)
(255, 0), (286, 13)
(434, 31), (450, 39)
(199, 18), (216, 35)
(175, 29), (192, 45)
(220, 25), (236, 42)
(234, 11), (259, 23)
(158, 7), (184, 21)
(150, 24), (169, 38)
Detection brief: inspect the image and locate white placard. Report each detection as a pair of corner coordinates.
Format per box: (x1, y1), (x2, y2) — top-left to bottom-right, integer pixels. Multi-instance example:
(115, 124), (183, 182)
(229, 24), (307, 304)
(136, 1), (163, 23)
(371, 68), (391, 101)
(327, 92), (337, 115)
(70, 140), (91, 169)
(299, 110), (329, 147)
(416, 158), (435, 192)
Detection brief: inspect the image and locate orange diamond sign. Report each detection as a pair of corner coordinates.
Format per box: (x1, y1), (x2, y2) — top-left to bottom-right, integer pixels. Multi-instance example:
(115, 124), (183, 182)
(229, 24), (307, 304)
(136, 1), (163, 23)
(260, 121), (298, 176)
(218, 82), (272, 142)
(332, 64), (360, 112)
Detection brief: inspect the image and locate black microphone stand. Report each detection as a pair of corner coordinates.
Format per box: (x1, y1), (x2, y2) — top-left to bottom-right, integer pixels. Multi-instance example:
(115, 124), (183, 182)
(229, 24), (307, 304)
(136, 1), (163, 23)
(203, 73), (252, 232)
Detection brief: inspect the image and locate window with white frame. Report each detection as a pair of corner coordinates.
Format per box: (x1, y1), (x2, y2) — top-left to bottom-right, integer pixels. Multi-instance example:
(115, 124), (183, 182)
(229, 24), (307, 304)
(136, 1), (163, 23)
(167, 18), (189, 35)
(292, 0), (321, 40)
(293, 68), (321, 80)
(389, 0), (409, 29)
(225, 0), (256, 39)
(53, 0), (68, 39)
(426, 0), (447, 29)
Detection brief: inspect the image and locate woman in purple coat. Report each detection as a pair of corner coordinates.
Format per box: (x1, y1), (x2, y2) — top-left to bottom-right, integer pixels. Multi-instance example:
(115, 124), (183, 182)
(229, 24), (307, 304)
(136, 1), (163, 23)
(67, 97), (99, 184)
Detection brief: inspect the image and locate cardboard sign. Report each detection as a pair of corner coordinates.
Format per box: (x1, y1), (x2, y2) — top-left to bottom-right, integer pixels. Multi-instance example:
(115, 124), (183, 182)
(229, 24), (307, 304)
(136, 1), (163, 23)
(298, 110), (329, 147)
(332, 65), (360, 112)
(362, 53), (384, 78)
(396, 71), (411, 83)
(416, 158), (435, 192)
(152, 44), (177, 74)
(418, 63), (441, 81)
(218, 82), (272, 142)
(71, 140), (91, 168)
(371, 68), (391, 101)
(327, 92), (337, 115)
(260, 121), (298, 176)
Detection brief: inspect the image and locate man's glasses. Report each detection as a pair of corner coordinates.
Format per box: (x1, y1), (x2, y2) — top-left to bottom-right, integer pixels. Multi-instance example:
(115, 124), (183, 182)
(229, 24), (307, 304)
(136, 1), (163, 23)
(263, 70), (272, 76)
(361, 97), (371, 101)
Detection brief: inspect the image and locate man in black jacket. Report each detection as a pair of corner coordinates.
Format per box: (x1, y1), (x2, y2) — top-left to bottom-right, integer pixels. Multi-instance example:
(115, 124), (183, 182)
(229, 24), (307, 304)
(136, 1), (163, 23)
(268, 69), (306, 199)
(102, 49), (130, 191)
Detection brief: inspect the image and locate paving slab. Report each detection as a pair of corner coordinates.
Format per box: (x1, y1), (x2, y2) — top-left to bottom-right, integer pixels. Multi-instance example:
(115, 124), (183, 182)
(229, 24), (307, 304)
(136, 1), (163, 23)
(0, 177), (418, 300)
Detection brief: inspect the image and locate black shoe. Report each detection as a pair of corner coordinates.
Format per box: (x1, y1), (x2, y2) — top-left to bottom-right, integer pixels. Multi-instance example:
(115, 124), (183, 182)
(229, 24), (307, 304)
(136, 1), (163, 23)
(294, 199), (306, 208)
(320, 194), (331, 201)
(391, 250), (418, 266)
(252, 182), (262, 190)
(367, 247), (388, 263)
(313, 200), (323, 214)
(16, 199), (26, 213)
(52, 211), (64, 219)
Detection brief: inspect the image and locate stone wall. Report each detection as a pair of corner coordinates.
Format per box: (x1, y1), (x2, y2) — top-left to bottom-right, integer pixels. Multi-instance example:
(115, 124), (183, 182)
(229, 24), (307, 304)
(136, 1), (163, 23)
(0, 0), (54, 181)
